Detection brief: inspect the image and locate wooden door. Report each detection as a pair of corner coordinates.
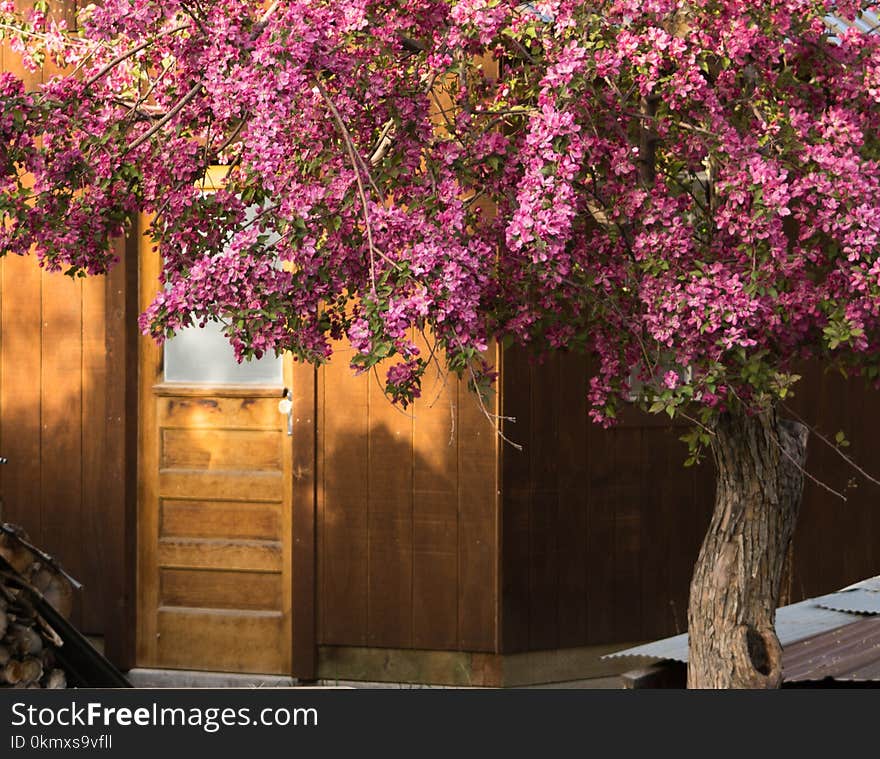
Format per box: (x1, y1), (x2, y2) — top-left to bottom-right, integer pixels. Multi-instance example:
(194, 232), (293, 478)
(136, 217), (294, 675)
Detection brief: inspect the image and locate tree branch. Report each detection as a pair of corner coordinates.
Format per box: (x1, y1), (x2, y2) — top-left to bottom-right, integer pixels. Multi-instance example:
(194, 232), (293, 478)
(314, 78), (381, 292)
(125, 80), (201, 154)
(782, 402), (880, 488)
(83, 23), (190, 90)
(771, 430), (848, 502)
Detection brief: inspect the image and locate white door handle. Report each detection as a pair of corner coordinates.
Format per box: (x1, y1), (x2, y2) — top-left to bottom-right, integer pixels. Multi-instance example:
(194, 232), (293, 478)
(278, 388), (293, 436)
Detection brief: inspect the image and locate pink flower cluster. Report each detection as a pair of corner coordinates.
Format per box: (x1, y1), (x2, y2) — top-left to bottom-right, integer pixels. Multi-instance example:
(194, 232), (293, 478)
(3, 0), (880, 420)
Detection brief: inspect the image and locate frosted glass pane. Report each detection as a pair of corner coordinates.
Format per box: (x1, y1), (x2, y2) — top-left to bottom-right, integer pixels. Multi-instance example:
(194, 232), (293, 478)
(164, 321), (282, 385)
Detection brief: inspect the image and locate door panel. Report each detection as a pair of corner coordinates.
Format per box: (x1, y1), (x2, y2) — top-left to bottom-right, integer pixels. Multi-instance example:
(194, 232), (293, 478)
(155, 608), (286, 673)
(161, 427), (282, 471)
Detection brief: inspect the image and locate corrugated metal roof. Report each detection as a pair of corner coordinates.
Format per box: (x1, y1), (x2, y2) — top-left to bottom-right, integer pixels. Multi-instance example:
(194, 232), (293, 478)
(517, 4), (880, 35)
(826, 10), (880, 37)
(605, 597), (860, 663)
(841, 576), (880, 592)
(605, 633), (690, 662)
(815, 587), (880, 615)
(784, 617), (880, 682)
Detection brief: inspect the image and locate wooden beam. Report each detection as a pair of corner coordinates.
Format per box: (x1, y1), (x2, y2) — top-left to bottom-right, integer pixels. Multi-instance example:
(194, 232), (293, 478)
(102, 231), (139, 669)
(291, 362), (317, 679)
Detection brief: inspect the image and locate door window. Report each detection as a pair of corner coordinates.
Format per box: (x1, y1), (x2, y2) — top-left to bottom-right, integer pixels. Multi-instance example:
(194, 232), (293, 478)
(164, 321), (282, 384)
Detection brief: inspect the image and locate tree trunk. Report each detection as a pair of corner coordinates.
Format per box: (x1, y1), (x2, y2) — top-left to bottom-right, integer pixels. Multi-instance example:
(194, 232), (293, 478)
(687, 405), (808, 688)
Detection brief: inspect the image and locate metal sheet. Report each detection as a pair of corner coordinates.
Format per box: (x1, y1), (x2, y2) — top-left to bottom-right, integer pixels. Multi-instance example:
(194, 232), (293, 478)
(826, 11), (880, 37)
(784, 617), (880, 682)
(815, 588), (880, 615)
(605, 633), (689, 663)
(841, 575), (880, 593)
(606, 598), (860, 663)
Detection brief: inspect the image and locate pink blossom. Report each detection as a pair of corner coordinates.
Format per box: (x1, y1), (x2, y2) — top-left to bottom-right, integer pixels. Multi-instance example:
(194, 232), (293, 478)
(3, 0), (880, 417)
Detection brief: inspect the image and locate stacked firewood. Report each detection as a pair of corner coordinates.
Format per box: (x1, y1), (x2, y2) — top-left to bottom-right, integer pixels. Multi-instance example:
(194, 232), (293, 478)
(0, 524), (74, 689)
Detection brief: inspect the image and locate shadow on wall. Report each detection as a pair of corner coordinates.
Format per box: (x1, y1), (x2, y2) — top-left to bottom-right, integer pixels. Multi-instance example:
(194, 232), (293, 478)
(316, 399), (498, 654)
(310, 347), (880, 657)
(0, 258), (117, 635)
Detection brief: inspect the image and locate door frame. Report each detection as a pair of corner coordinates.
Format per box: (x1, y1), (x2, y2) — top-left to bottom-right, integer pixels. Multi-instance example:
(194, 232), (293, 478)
(126, 205), (317, 678)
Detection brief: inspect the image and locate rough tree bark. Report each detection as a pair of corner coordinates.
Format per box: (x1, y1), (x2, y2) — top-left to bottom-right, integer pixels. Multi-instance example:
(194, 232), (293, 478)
(687, 405), (808, 689)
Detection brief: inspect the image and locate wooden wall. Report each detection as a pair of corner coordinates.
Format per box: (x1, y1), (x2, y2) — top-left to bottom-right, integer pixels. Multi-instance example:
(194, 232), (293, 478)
(1, 2), (135, 659)
(316, 340), (499, 653)
(787, 367), (880, 603)
(500, 347), (880, 653)
(0, 249), (133, 638)
(500, 347), (713, 652)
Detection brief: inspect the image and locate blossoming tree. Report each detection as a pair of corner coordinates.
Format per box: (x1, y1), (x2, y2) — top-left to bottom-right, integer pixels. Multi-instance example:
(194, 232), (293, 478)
(3, 0), (880, 687)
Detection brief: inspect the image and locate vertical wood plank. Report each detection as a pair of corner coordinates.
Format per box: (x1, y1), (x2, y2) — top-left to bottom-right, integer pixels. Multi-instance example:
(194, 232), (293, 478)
(40, 274), (84, 628)
(0, 258), (42, 536)
(836, 373), (862, 584)
(611, 426), (642, 641)
(458, 343), (499, 652)
(585, 416), (617, 643)
(499, 345), (531, 652)
(366, 360), (414, 648)
(279, 356), (295, 675)
(316, 361), (327, 645)
(556, 351), (588, 648)
(639, 422), (674, 639)
(528, 355), (560, 650)
(37, 0), (85, 629)
(81, 271), (107, 633)
(790, 366), (864, 599)
(291, 360), (317, 678)
(792, 368), (827, 596)
(317, 346), (369, 645)
(411, 333), (459, 650)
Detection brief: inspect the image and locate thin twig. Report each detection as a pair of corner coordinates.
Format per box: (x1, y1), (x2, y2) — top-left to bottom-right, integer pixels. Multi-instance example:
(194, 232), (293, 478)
(313, 79), (403, 290)
(448, 399), (456, 447)
(782, 402), (880, 488)
(123, 60), (176, 122)
(370, 365), (416, 419)
(417, 326), (452, 408)
(679, 410), (716, 437)
(770, 432), (847, 502)
(179, 1), (208, 36)
(315, 81), (378, 291)
(369, 118), (395, 166)
(501, 34), (536, 64)
(454, 339), (521, 450)
(258, 0), (281, 26)
(67, 46), (99, 79)
(315, 81), (381, 196)
(214, 118), (247, 158)
(0, 21), (89, 45)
